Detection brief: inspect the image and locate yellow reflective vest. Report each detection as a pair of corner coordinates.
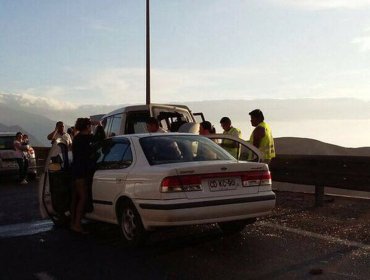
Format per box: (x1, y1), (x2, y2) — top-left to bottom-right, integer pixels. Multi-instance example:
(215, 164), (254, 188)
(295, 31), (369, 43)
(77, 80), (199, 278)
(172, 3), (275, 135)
(250, 121), (276, 160)
(222, 127), (241, 158)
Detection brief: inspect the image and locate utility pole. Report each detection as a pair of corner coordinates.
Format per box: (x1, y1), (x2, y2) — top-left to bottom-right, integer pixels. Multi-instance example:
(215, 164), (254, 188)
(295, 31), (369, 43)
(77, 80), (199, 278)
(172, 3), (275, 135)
(146, 0), (151, 105)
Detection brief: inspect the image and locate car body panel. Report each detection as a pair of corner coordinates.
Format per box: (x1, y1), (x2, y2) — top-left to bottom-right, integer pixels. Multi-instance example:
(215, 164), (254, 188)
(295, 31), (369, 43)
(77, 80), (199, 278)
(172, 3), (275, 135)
(0, 132), (37, 176)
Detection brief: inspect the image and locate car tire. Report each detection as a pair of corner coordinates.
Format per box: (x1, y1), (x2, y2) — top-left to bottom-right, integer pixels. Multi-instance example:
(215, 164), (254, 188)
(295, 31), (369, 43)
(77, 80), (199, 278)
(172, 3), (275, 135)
(119, 200), (146, 246)
(218, 218), (256, 235)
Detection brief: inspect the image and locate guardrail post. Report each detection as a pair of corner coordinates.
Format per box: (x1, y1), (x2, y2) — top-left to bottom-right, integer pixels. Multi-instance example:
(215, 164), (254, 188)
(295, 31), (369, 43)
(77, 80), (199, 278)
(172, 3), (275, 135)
(314, 185), (325, 207)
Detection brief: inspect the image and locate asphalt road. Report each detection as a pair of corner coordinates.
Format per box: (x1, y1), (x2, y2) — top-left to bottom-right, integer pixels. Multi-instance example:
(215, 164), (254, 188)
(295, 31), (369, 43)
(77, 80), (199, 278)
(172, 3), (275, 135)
(0, 177), (369, 280)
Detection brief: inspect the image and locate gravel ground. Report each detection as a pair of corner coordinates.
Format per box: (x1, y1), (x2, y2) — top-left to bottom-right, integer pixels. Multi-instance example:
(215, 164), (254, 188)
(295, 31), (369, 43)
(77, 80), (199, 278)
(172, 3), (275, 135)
(266, 191), (370, 244)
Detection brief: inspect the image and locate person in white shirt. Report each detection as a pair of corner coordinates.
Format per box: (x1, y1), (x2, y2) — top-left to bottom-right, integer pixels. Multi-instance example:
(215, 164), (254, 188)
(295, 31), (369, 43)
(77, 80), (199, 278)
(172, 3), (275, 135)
(47, 121), (72, 148)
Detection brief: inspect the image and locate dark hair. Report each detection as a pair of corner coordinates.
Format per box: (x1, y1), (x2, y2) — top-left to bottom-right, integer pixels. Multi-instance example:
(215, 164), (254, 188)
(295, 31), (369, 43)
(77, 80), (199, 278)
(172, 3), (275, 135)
(75, 118), (91, 131)
(67, 127), (73, 134)
(146, 117), (159, 126)
(56, 121), (64, 126)
(200, 121), (216, 134)
(220, 117), (231, 124)
(93, 125), (106, 142)
(16, 132), (22, 137)
(249, 109), (264, 121)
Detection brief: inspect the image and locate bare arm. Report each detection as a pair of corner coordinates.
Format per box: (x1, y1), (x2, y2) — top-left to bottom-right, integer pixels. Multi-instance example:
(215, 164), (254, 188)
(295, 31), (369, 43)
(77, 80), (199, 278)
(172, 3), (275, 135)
(47, 129), (58, 141)
(252, 126), (265, 148)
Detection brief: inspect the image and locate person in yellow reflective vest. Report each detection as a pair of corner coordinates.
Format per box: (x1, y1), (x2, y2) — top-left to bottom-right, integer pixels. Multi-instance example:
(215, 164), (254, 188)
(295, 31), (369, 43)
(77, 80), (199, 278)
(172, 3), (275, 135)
(249, 109), (276, 164)
(219, 117), (242, 159)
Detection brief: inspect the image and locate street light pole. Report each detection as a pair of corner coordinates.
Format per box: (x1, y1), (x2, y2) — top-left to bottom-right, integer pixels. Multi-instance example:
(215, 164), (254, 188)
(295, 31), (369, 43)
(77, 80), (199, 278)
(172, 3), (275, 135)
(146, 0), (151, 105)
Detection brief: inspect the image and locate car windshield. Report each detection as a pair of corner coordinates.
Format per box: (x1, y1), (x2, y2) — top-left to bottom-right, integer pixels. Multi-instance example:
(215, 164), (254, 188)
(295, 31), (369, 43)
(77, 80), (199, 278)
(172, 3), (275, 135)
(0, 136), (15, 150)
(140, 135), (234, 165)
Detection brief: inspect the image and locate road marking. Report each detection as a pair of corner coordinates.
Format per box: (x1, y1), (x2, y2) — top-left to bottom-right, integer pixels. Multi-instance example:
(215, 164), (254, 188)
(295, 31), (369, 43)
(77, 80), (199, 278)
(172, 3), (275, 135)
(259, 221), (370, 251)
(0, 220), (53, 239)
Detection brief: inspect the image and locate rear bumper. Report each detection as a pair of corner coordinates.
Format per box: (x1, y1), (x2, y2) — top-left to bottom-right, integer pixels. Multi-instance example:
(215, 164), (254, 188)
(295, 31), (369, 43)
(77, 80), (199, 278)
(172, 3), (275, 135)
(137, 192), (276, 229)
(0, 158), (37, 175)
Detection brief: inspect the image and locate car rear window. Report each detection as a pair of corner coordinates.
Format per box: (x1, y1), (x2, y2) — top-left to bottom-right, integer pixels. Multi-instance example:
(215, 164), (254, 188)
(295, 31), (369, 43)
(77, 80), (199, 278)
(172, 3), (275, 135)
(0, 136), (15, 150)
(140, 135), (234, 165)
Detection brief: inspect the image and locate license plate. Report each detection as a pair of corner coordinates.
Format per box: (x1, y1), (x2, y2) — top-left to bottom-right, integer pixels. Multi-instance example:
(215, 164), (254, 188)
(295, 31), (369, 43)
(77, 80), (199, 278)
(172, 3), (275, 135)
(208, 177), (241, 191)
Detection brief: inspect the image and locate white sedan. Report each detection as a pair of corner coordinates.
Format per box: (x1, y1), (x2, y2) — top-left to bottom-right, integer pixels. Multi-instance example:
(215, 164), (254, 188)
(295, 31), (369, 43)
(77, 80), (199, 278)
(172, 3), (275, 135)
(40, 133), (275, 245)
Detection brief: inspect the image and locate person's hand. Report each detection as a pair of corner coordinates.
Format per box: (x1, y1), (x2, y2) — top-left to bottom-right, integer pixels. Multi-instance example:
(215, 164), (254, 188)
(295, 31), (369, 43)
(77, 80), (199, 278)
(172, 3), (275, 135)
(91, 119), (102, 126)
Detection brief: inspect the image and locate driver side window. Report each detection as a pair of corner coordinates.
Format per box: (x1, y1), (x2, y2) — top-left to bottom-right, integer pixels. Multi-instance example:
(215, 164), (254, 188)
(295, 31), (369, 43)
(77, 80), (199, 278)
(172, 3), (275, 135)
(96, 139), (133, 170)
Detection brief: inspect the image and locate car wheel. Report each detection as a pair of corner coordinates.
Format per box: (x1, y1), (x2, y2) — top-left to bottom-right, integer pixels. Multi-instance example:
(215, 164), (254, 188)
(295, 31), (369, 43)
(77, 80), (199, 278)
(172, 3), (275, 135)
(218, 219), (255, 235)
(119, 201), (146, 246)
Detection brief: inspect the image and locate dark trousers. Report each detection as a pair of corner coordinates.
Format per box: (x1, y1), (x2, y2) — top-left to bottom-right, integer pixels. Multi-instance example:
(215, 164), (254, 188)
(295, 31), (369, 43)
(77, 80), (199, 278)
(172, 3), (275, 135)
(16, 158), (28, 181)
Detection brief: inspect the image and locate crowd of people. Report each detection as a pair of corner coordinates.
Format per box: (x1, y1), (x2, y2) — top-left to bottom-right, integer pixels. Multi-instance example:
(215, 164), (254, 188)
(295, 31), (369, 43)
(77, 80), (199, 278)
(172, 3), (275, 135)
(44, 118), (104, 234)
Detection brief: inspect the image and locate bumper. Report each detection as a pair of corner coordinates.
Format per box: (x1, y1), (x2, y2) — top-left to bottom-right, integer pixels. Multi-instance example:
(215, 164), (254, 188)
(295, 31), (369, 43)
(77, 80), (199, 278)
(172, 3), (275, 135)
(136, 192), (276, 229)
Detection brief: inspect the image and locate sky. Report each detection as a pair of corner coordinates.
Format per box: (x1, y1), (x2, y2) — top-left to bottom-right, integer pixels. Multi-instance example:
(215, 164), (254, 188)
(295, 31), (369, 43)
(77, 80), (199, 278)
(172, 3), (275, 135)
(1, 0), (370, 108)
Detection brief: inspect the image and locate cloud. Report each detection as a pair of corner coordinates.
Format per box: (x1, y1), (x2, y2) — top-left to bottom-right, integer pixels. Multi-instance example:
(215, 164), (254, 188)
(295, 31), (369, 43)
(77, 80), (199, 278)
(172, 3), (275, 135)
(352, 35), (370, 52)
(2, 63), (370, 114)
(270, 0), (370, 10)
(0, 91), (78, 111)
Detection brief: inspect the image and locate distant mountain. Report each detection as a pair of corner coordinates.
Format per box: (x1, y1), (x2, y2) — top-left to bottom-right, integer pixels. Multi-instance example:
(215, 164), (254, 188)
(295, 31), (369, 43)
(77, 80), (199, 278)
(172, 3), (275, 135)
(0, 104), (56, 146)
(275, 137), (370, 156)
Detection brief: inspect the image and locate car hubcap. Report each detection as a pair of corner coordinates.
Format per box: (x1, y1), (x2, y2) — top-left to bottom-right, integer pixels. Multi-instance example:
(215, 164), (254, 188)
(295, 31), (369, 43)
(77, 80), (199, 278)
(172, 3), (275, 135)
(122, 208), (137, 240)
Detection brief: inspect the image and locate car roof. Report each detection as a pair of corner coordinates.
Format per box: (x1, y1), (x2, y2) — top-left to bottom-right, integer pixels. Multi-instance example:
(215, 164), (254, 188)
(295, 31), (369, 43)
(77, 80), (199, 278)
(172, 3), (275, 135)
(102, 103), (192, 118)
(111, 132), (199, 140)
(0, 132), (17, 136)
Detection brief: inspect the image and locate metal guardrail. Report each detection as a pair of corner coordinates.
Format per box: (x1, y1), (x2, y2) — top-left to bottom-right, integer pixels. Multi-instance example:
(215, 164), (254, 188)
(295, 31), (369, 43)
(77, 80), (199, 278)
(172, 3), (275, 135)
(34, 147), (370, 206)
(270, 155), (370, 206)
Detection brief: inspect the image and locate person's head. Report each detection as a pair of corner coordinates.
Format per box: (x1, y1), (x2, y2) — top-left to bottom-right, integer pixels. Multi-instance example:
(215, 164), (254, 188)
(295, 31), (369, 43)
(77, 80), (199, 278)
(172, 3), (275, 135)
(75, 118), (92, 134)
(15, 132), (23, 141)
(146, 117), (160, 133)
(94, 125), (106, 142)
(249, 109), (264, 127)
(199, 121), (215, 135)
(22, 134), (29, 143)
(220, 117), (232, 132)
(55, 121), (65, 134)
(67, 127), (75, 136)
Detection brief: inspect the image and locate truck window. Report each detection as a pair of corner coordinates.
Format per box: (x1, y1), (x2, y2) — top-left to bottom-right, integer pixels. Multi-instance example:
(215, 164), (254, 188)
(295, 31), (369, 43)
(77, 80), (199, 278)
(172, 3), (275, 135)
(102, 114), (122, 137)
(125, 111), (150, 134)
(110, 114), (122, 137)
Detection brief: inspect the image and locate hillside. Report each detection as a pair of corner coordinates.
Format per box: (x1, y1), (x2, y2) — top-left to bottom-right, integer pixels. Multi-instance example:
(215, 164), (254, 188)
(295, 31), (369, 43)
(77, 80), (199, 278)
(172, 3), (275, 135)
(0, 104), (56, 146)
(275, 137), (370, 157)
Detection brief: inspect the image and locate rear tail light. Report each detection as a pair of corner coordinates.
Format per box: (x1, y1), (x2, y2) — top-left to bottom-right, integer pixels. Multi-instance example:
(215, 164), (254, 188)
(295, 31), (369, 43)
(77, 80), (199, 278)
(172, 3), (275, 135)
(161, 175), (202, 192)
(241, 171), (271, 187)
